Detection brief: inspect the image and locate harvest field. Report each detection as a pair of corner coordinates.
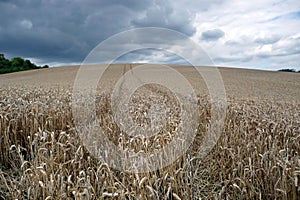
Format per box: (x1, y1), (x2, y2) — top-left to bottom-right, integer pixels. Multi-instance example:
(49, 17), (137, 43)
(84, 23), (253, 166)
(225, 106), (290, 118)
(0, 64), (299, 199)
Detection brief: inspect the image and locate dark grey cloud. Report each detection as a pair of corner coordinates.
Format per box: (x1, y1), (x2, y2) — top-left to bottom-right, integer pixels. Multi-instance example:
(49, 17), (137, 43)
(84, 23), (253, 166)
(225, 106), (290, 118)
(131, 1), (195, 36)
(201, 29), (225, 41)
(0, 0), (197, 65)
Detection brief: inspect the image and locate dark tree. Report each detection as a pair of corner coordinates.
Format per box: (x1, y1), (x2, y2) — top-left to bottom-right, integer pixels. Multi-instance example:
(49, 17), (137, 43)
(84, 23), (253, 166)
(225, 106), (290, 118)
(0, 54), (11, 69)
(278, 69), (296, 73)
(0, 53), (5, 60)
(11, 57), (25, 67)
(0, 53), (50, 74)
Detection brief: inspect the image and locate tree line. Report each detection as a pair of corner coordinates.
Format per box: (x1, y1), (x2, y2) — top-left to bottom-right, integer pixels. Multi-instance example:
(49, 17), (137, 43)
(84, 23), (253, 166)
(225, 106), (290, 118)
(0, 53), (49, 74)
(278, 68), (300, 73)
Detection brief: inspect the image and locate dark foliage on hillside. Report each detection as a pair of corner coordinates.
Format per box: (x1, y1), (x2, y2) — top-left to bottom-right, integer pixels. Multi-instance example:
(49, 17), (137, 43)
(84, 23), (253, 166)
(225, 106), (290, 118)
(278, 68), (299, 73)
(0, 53), (49, 74)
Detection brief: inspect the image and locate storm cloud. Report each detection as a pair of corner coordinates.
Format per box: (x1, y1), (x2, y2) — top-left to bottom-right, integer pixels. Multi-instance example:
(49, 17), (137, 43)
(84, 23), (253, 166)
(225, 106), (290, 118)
(0, 0), (299, 70)
(0, 0), (196, 65)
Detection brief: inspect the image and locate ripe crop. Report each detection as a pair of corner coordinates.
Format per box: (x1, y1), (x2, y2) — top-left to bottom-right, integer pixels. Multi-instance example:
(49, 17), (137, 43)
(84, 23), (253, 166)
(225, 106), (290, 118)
(0, 69), (299, 199)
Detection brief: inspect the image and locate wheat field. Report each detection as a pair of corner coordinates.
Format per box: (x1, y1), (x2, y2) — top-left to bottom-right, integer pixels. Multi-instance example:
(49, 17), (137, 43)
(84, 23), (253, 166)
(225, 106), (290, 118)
(0, 64), (299, 199)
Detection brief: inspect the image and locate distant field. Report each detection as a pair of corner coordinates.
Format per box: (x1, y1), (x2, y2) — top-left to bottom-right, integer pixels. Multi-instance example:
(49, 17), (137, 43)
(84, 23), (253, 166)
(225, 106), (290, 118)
(0, 64), (299, 101)
(0, 64), (299, 199)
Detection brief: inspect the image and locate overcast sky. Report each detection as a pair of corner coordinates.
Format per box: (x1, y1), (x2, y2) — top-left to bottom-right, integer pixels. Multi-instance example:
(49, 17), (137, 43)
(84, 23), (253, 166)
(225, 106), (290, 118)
(0, 0), (299, 70)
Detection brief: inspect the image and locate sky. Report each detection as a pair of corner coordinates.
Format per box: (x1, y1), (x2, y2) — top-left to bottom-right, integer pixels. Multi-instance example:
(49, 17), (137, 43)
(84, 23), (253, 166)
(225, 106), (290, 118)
(0, 0), (299, 70)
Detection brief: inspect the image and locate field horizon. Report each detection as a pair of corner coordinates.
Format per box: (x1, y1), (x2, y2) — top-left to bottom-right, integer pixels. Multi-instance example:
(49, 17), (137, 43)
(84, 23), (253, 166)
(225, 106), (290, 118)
(0, 64), (299, 102)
